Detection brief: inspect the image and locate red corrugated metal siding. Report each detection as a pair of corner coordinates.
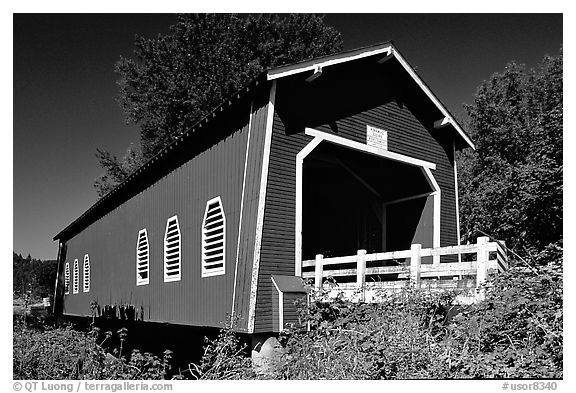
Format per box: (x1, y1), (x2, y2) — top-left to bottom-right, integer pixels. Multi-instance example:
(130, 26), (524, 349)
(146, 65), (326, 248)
(313, 101), (458, 249)
(231, 92), (272, 332)
(62, 115), (251, 328)
(271, 289), (279, 332)
(254, 112), (313, 333)
(254, 100), (458, 333)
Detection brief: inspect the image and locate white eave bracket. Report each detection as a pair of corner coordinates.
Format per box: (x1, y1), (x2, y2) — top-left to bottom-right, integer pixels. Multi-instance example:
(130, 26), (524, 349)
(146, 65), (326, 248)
(376, 52), (394, 64)
(434, 116), (451, 129)
(265, 43), (475, 150)
(390, 48), (475, 150)
(267, 44), (393, 81)
(305, 66), (323, 83)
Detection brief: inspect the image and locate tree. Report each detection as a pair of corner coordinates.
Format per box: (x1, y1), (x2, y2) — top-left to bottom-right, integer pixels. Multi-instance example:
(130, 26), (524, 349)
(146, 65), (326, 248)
(457, 50), (562, 262)
(13, 252), (57, 299)
(94, 14), (343, 197)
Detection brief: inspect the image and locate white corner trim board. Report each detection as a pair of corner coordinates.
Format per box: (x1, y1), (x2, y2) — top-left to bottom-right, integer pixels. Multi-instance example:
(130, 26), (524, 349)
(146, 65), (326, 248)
(304, 128), (436, 170)
(270, 276), (284, 332)
(247, 80), (277, 333)
(453, 140), (462, 263)
(423, 167), (442, 265)
(231, 100), (254, 318)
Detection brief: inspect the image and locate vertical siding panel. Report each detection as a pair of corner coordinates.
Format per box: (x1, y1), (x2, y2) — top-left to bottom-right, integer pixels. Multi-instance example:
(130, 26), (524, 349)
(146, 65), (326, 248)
(232, 92), (270, 332)
(254, 112), (312, 332)
(254, 99), (458, 333)
(63, 107), (251, 328)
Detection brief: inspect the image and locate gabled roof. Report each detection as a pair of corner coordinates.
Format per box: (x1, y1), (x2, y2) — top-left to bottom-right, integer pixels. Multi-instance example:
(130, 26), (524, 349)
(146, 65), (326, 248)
(54, 41), (473, 241)
(267, 41), (474, 150)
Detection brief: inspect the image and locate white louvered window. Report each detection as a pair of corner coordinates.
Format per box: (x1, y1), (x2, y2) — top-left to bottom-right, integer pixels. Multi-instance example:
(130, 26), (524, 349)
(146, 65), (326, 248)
(83, 254), (90, 293)
(164, 216), (181, 282)
(73, 259), (79, 294)
(136, 229), (150, 285)
(64, 262), (70, 295)
(202, 196), (226, 277)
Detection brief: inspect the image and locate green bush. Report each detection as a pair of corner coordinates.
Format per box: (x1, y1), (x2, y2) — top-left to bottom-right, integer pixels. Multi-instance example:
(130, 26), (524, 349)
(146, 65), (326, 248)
(184, 326), (257, 380)
(277, 287), (457, 379)
(274, 258), (562, 379)
(13, 322), (173, 380)
(442, 260), (562, 378)
(14, 256), (562, 380)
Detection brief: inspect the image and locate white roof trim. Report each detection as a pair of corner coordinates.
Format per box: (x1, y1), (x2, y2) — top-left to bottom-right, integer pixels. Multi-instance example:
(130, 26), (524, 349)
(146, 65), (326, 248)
(267, 43), (475, 150)
(390, 48), (475, 150)
(267, 44), (393, 81)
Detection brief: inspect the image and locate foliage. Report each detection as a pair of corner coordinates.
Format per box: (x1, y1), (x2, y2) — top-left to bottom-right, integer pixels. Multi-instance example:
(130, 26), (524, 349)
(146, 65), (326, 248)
(273, 258), (562, 379)
(442, 260), (563, 378)
(276, 287), (458, 379)
(457, 50), (563, 260)
(185, 326), (257, 380)
(13, 252), (57, 300)
(13, 255), (562, 380)
(93, 144), (143, 198)
(94, 14), (343, 197)
(13, 321), (173, 380)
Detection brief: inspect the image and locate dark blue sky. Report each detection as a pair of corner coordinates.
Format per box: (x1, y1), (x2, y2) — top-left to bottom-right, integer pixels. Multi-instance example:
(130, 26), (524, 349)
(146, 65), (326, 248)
(13, 14), (562, 260)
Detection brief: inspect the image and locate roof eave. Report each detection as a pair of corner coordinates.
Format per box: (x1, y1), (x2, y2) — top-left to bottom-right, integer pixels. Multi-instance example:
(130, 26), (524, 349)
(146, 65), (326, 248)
(53, 73), (270, 241)
(267, 41), (475, 151)
(267, 41), (393, 81)
(389, 45), (475, 151)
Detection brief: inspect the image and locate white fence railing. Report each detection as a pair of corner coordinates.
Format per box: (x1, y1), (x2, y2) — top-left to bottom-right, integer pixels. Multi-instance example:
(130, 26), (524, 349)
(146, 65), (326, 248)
(301, 236), (508, 300)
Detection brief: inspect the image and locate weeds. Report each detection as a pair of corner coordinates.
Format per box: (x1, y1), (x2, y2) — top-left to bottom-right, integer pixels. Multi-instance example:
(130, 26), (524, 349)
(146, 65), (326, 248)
(13, 256), (562, 380)
(13, 320), (173, 380)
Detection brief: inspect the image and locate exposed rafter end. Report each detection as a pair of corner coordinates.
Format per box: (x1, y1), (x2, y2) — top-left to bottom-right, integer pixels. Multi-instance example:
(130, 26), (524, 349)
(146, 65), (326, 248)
(376, 53), (393, 64)
(305, 66), (322, 83)
(434, 116), (451, 129)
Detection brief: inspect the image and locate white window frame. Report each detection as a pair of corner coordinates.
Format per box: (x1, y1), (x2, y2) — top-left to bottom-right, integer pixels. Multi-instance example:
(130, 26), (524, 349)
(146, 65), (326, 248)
(73, 258), (79, 294)
(83, 254), (90, 293)
(64, 262), (70, 295)
(202, 196), (226, 278)
(164, 216), (181, 282)
(136, 229), (150, 286)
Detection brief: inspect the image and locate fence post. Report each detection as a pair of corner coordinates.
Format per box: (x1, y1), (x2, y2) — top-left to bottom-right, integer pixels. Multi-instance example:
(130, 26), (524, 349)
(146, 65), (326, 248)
(357, 249), (367, 301)
(476, 236), (489, 300)
(410, 244), (422, 288)
(314, 254), (324, 291)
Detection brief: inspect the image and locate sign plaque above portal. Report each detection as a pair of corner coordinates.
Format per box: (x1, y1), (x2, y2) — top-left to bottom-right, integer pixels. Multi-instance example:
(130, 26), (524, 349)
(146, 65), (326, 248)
(366, 125), (388, 150)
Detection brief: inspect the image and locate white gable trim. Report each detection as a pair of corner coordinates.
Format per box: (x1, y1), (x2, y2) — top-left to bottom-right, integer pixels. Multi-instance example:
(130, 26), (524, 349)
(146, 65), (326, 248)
(391, 49), (475, 150)
(304, 128), (436, 170)
(267, 44), (393, 81)
(266, 43), (474, 150)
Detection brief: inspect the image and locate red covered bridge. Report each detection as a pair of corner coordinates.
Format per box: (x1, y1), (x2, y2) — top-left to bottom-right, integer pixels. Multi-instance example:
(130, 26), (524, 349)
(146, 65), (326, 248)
(53, 42), (500, 349)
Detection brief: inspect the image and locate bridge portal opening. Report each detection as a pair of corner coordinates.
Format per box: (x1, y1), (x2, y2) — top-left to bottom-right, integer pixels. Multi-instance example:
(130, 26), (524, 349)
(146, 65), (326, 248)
(301, 142), (435, 262)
